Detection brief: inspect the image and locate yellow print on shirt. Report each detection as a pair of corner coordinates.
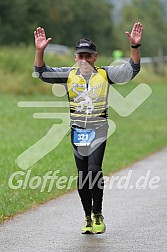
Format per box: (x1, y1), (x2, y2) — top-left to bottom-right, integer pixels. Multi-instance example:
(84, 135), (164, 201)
(67, 68), (109, 115)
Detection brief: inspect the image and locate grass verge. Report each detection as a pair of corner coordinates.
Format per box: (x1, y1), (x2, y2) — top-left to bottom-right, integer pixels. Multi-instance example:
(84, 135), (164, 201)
(0, 81), (166, 223)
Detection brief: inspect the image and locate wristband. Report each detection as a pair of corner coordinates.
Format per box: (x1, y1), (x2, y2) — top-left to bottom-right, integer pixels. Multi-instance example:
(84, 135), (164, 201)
(131, 44), (141, 48)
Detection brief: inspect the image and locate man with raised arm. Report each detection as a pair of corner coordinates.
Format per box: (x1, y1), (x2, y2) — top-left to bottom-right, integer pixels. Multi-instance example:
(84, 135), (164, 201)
(34, 22), (143, 234)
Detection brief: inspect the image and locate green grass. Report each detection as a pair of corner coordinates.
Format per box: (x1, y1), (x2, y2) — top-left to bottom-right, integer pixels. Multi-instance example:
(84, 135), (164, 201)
(0, 45), (167, 94)
(104, 82), (167, 173)
(0, 81), (166, 223)
(0, 45), (167, 223)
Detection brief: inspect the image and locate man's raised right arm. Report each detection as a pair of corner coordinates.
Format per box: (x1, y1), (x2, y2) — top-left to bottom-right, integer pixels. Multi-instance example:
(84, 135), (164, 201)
(34, 27), (52, 67)
(33, 27), (70, 84)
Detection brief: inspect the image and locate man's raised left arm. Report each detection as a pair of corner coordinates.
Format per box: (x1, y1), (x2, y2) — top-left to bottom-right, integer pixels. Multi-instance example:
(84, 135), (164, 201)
(125, 22), (143, 64)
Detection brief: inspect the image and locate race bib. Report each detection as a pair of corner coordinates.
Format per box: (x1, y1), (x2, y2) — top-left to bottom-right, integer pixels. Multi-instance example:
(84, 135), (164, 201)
(73, 128), (95, 146)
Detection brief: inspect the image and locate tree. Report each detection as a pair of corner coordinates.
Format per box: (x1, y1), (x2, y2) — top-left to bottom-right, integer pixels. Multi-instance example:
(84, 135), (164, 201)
(114, 0), (167, 56)
(0, 0), (115, 54)
(46, 0), (115, 54)
(0, 0), (50, 45)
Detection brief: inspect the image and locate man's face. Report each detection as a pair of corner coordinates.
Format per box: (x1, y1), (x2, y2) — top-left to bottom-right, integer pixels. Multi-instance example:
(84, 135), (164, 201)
(75, 52), (98, 75)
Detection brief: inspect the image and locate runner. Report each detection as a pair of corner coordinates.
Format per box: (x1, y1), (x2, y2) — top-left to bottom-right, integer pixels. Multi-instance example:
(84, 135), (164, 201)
(34, 22), (143, 234)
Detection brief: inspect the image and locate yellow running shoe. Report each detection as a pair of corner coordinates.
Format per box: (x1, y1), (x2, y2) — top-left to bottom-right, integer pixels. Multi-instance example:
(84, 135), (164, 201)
(82, 216), (93, 234)
(92, 213), (106, 234)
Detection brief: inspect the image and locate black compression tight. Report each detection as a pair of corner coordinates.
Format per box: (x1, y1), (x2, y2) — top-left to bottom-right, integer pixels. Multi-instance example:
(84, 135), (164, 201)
(71, 129), (107, 217)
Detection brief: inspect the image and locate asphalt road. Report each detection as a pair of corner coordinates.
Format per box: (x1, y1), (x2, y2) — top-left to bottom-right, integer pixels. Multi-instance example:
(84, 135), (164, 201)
(0, 147), (167, 252)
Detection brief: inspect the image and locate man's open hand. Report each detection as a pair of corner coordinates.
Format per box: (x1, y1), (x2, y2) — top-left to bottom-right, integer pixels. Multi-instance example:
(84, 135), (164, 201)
(34, 27), (52, 51)
(125, 22), (143, 46)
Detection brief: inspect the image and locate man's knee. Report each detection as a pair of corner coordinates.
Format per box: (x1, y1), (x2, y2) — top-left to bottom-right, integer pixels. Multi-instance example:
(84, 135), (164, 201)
(88, 165), (102, 178)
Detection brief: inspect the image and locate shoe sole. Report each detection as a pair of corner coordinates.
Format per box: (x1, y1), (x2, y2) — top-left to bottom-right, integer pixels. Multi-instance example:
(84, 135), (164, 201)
(82, 230), (93, 234)
(93, 230), (105, 234)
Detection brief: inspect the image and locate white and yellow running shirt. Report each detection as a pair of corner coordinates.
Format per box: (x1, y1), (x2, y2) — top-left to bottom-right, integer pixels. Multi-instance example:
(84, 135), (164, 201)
(34, 59), (140, 129)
